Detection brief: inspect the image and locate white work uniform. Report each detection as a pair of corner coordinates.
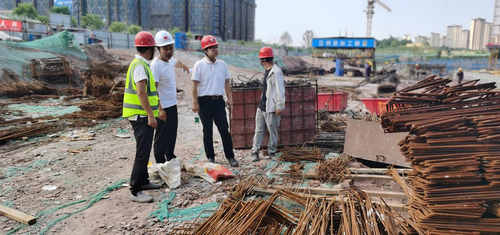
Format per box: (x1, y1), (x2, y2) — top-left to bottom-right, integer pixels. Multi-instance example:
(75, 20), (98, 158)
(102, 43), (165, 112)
(191, 57), (230, 96)
(151, 57), (178, 108)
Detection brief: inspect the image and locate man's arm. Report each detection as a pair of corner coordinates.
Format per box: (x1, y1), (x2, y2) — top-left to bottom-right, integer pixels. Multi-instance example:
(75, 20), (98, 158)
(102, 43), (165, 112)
(275, 71), (286, 115)
(136, 80), (157, 128)
(175, 61), (190, 74)
(192, 81), (200, 113)
(155, 82), (166, 121)
(224, 79), (232, 109)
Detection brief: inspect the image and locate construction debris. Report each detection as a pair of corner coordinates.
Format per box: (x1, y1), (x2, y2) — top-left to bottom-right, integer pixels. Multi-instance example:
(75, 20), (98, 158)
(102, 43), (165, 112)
(316, 155), (352, 183)
(382, 76), (500, 234)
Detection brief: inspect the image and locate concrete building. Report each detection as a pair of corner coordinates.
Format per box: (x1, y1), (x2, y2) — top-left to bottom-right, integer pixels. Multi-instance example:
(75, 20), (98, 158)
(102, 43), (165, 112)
(484, 22), (492, 45)
(439, 36), (447, 47)
(430, 32), (440, 47)
(415, 35), (429, 44)
(0, 0), (257, 42)
(460, 30), (470, 49)
(470, 18), (491, 50)
(447, 25), (462, 49)
(404, 34), (411, 41)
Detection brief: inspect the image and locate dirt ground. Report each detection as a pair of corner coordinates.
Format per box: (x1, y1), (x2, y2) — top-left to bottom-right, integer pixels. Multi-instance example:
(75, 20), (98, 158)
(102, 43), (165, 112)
(0, 49), (408, 234)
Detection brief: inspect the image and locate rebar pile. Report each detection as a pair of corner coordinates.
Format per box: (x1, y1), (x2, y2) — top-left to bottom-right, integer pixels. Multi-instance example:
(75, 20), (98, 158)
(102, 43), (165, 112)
(319, 114), (347, 132)
(381, 76), (500, 234)
(312, 132), (345, 150)
(280, 147), (324, 162)
(316, 155), (352, 183)
(173, 179), (414, 235)
(339, 186), (421, 235)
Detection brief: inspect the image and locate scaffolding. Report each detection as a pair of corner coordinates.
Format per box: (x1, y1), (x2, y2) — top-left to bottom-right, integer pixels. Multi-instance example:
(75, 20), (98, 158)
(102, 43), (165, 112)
(149, 0), (171, 30)
(493, 0), (500, 43)
(189, 0), (211, 35)
(171, 0), (186, 31)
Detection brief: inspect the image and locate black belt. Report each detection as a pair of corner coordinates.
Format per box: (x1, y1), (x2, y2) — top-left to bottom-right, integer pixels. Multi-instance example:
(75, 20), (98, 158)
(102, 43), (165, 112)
(200, 95), (223, 100)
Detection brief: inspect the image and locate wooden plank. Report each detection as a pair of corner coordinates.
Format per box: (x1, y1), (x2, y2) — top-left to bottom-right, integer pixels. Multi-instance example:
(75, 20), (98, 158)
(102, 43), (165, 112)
(277, 173), (401, 180)
(253, 188), (407, 211)
(0, 204), (37, 225)
(258, 185), (407, 199)
(344, 120), (410, 167)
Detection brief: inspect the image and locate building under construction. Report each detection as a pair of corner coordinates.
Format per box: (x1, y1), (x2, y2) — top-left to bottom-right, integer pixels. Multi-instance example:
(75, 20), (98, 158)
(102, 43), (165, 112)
(0, 0), (256, 41)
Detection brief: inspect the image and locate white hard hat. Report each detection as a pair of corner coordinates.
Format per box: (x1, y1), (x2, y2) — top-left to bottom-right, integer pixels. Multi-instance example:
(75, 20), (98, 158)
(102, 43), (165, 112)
(155, 30), (175, 47)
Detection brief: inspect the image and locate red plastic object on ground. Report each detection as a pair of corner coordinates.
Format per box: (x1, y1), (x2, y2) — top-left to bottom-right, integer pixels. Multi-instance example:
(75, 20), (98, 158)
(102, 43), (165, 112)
(359, 98), (391, 115)
(316, 92), (348, 112)
(230, 86), (316, 149)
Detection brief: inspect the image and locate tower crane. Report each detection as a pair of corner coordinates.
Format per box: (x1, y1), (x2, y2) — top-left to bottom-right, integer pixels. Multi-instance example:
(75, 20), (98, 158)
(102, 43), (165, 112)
(365, 0), (391, 37)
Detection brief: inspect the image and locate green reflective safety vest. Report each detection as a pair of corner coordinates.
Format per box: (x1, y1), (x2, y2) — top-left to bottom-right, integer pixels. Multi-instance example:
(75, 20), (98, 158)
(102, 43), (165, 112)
(122, 59), (159, 118)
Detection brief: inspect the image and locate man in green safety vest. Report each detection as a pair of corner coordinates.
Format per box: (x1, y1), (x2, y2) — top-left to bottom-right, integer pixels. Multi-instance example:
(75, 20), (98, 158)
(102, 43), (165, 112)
(123, 31), (163, 203)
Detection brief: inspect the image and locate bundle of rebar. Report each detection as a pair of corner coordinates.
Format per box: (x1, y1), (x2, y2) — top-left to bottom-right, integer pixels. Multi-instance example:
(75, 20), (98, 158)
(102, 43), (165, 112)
(280, 146), (324, 162)
(381, 76), (500, 234)
(316, 155), (352, 183)
(338, 186), (421, 235)
(319, 114), (347, 132)
(312, 131), (345, 150)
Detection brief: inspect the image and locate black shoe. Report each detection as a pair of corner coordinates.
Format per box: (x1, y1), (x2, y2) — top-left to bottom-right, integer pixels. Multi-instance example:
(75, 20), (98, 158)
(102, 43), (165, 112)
(142, 182), (162, 191)
(252, 152), (259, 162)
(228, 158), (239, 167)
(208, 158), (215, 163)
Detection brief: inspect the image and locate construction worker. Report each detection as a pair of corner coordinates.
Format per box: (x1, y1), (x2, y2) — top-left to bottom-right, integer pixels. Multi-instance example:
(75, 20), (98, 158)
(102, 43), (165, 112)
(151, 30), (190, 163)
(191, 35), (239, 167)
(457, 68), (464, 84)
(365, 62), (372, 81)
(251, 47), (286, 162)
(123, 31), (162, 203)
(415, 64), (421, 78)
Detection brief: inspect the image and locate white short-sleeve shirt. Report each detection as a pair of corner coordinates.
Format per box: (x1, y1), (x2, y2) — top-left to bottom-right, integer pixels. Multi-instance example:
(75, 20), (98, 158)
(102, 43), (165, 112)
(132, 54), (151, 84)
(191, 57), (230, 96)
(151, 57), (177, 108)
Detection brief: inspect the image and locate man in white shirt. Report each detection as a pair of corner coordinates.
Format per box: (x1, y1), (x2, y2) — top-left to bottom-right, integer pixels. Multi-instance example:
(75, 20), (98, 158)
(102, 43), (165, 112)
(151, 30), (190, 163)
(191, 35), (239, 167)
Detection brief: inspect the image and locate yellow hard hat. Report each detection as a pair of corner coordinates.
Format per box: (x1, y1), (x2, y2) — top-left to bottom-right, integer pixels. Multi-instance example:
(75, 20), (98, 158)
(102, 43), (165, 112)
(385, 62), (388, 65)
(416, 64), (420, 66)
(459, 67), (463, 71)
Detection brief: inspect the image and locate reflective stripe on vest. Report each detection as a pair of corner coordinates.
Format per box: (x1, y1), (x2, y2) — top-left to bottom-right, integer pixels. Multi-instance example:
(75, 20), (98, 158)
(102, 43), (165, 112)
(122, 59), (159, 118)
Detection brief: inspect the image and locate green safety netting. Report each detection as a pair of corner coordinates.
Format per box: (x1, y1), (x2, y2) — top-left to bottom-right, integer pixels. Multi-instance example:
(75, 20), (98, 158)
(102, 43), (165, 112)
(0, 30), (86, 82)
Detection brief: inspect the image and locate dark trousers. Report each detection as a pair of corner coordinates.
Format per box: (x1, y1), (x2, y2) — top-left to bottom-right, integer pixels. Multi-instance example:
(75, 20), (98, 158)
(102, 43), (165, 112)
(198, 96), (234, 160)
(129, 117), (154, 195)
(154, 105), (178, 163)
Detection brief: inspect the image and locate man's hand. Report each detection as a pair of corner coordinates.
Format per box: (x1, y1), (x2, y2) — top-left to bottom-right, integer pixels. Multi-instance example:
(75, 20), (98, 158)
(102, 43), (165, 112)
(225, 100), (232, 109)
(183, 65), (190, 74)
(192, 102), (200, 113)
(276, 109), (282, 115)
(158, 109), (167, 121)
(148, 115), (158, 129)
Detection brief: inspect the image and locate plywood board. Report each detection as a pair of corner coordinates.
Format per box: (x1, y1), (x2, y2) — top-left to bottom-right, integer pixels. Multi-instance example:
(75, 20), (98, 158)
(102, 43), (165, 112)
(344, 120), (410, 167)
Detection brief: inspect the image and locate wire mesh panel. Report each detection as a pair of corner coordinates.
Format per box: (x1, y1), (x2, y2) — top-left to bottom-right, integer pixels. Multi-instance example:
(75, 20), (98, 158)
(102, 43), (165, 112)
(0, 0), (16, 11)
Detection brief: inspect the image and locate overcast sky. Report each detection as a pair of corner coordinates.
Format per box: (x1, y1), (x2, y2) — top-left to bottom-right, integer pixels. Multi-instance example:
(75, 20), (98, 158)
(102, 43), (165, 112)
(255, 0), (495, 46)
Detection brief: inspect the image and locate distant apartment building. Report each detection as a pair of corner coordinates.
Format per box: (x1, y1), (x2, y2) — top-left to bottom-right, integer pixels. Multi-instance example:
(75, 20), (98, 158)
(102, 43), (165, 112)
(430, 32), (440, 47)
(447, 25), (462, 49)
(470, 18), (492, 50)
(460, 30), (470, 49)
(415, 35), (429, 44)
(404, 34), (411, 41)
(439, 36), (447, 47)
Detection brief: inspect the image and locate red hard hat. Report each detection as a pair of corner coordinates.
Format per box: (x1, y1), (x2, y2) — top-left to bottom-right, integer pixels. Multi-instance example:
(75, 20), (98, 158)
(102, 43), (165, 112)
(259, 46), (274, 59)
(201, 35), (218, 50)
(134, 31), (156, 47)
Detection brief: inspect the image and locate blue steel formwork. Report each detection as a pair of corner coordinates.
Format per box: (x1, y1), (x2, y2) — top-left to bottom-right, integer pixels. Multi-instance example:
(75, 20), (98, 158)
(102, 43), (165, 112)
(233, 0), (240, 40)
(189, 0), (212, 36)
(149, 0), (171, 30)
(171, 0), (186, 31)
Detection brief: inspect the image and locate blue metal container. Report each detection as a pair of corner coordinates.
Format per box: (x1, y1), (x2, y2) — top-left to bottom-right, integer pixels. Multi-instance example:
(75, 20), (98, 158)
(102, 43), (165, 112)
(28, 34), (35, 41)
(175, 32), (187, 49)
(335, 59), (344, 76)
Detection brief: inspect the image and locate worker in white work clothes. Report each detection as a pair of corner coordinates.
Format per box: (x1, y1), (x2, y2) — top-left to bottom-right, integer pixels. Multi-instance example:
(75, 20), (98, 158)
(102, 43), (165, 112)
(122, 31), (162, 203)
(251, 47), (286, 162)
(191, 35), (239, 167)
(151, 30), (190, 163)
